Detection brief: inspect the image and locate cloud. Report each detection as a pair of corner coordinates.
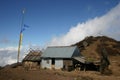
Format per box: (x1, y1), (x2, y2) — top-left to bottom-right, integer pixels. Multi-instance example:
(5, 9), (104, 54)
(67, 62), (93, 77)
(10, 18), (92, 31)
(0, 37), (11, 44)
(48, 3), (120, 46)
(0, 47), (27, 66)
(28, 44), (42, 50)
(0, 44), (42, 66)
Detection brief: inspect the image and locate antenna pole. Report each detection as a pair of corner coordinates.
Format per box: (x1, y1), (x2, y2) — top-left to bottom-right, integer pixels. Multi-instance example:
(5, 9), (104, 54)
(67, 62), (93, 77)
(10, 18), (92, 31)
(17, 9), (25, 63)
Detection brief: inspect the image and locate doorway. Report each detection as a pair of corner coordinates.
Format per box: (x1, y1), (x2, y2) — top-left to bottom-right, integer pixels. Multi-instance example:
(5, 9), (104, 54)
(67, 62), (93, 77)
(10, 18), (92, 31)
(51, 58), (55, 69)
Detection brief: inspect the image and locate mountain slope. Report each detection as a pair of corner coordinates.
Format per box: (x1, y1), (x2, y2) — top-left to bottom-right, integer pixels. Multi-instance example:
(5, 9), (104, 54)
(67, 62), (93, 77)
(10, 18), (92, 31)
(73, 36), (120, 61)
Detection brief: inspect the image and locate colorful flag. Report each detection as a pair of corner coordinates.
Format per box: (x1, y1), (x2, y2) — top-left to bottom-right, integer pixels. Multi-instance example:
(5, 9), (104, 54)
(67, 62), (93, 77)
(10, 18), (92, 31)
(20, 24), (30, 33)
(24, 24), (30, 28)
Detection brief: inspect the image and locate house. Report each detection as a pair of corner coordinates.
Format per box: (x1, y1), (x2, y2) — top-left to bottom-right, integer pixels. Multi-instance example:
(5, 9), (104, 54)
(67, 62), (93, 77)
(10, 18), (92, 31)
(22, 50), (42, 70)
(41, 46), (85, 70)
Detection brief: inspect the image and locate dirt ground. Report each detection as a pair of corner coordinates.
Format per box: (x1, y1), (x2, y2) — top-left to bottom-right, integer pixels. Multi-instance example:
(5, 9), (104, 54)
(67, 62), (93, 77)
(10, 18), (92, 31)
(0, 56), (120, 80)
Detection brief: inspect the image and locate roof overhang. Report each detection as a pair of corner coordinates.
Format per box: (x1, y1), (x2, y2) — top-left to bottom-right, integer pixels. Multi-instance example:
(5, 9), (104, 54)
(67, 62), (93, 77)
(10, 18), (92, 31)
(73, 57), (86, 63)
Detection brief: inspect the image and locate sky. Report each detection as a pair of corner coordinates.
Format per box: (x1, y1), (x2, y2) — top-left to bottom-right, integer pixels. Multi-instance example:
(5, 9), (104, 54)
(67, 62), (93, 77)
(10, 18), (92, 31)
(0, 0), (120, 66)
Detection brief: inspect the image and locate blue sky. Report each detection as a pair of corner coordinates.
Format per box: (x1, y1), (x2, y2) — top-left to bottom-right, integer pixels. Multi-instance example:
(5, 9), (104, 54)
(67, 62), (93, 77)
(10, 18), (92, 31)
(0, 0), (120, 66)
(0, 0), (120, 48)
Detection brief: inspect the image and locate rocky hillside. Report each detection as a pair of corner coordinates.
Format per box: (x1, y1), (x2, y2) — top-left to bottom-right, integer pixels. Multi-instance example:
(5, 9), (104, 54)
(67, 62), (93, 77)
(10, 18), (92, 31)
(73, 36), (120, 62)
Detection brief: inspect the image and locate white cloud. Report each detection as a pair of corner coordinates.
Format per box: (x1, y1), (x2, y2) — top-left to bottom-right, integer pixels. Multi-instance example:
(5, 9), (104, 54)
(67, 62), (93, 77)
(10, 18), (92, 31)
(0, 46), (27, 66)
(48, 3), (120, 46)
(0, 45), (42, 66)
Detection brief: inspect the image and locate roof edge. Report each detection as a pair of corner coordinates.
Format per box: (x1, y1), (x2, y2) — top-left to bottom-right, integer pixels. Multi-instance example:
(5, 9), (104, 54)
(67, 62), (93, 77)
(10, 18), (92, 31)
(47, 45), (77, 48)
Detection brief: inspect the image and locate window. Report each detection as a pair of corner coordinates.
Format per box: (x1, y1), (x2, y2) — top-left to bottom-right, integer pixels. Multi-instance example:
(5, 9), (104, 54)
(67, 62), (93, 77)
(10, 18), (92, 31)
(46, 59), (49, 64)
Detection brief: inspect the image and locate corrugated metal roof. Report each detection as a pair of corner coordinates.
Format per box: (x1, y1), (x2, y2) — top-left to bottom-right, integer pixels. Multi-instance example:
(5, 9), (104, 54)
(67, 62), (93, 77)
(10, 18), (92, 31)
(23, 51), (42, 61)
(73, 57), (86, 63)
(42, 46), (78, 58)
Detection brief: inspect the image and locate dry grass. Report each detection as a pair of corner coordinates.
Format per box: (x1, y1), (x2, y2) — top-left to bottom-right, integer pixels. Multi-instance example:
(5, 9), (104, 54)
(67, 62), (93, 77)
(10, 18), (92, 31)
(0, 63), (120, 80)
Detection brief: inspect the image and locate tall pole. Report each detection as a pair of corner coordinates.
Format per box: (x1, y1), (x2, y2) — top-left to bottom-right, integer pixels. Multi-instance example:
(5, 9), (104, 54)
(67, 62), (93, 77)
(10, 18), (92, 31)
(17, 9), (25, 63)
